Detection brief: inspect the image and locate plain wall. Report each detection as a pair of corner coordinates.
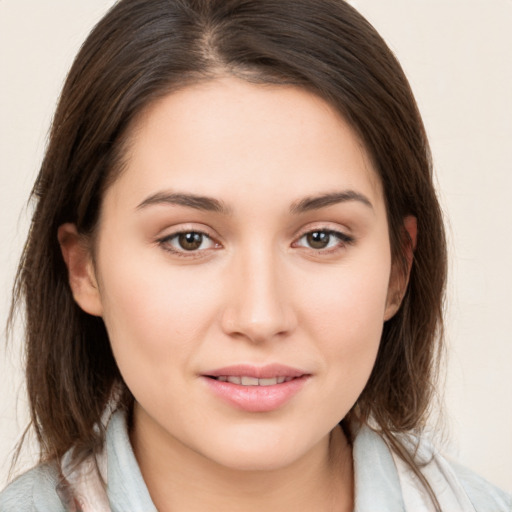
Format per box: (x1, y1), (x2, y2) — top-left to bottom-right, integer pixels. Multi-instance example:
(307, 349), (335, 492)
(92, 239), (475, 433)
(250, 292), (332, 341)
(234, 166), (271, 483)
(1, 0), (511, 492)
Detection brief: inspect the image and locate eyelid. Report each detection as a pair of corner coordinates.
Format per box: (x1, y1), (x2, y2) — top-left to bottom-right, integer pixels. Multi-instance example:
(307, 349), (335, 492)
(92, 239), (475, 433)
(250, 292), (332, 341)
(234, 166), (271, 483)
(293, 222), (354, 241)
(156, 222), (219, 241)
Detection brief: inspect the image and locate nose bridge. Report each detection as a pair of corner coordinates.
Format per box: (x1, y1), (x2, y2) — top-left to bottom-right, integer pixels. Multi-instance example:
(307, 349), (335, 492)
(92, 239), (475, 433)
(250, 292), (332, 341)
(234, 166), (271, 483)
(222, 242), (295, 343)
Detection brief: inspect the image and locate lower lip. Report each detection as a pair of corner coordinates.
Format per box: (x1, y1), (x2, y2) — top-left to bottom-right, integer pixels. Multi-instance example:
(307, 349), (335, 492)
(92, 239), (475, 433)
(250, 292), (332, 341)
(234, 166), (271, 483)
(202, 376), (309, 412)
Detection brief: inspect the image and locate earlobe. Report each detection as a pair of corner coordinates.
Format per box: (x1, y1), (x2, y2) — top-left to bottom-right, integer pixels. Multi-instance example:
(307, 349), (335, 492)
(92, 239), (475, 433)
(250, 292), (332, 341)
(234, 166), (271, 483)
(57, 223), (103, 316)
(383, 288), (402, 321)
(384, 215), (417, 321)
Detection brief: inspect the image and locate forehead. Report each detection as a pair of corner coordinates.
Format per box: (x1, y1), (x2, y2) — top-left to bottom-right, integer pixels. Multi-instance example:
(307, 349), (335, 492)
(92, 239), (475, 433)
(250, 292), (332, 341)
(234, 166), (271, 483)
(107, 77), (384, 213)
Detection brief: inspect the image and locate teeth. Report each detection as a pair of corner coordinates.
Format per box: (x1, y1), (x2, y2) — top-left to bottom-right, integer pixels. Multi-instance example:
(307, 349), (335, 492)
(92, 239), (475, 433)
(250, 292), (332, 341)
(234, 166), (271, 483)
(259, 377), (278, 386)
(241, 376), (259, 386)
(216, 376), (295, 386)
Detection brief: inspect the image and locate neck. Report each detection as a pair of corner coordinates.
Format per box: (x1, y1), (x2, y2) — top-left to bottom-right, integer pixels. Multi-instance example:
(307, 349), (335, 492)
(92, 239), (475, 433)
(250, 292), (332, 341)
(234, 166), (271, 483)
(130, 410), (354, 512)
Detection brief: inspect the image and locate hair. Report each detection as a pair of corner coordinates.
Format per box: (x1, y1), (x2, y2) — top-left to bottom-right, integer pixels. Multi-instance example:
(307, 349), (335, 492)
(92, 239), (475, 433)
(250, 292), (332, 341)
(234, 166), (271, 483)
(11, 0), (446, 507)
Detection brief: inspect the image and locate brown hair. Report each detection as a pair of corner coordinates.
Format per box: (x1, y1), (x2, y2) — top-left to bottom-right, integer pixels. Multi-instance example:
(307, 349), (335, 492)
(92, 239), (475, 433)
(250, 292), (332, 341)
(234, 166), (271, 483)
(11, 0), (446, 505)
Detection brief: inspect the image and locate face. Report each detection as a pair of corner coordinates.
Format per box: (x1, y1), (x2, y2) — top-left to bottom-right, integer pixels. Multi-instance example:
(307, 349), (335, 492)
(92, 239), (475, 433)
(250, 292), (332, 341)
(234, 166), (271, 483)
(66, 77), (401, 472)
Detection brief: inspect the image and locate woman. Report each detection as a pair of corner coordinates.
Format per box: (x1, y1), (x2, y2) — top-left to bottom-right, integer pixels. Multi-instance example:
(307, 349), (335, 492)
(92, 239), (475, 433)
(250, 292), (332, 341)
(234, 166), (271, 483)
(1, 0), (510, 510)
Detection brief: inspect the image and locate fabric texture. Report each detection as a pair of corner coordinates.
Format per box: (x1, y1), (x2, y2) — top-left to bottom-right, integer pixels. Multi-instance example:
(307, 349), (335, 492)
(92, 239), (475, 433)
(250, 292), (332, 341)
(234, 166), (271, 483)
(1, 410), (510, 511)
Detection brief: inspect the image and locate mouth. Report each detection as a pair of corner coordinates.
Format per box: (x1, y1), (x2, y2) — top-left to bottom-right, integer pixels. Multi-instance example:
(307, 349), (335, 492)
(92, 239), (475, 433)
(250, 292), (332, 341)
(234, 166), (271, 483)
(204, 363), (307, 380)
(202, 364), (310, 412)
(206, 375), (297, 386)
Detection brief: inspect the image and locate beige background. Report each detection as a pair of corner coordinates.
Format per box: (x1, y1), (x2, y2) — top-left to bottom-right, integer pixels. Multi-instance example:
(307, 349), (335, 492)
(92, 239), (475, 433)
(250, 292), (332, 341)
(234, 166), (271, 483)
(1, 0), (511, 492)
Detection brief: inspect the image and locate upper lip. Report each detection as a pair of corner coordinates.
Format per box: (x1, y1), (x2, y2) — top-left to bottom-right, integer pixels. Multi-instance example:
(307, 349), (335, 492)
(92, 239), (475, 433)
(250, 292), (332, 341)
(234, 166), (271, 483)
(204, 364), (309, 379)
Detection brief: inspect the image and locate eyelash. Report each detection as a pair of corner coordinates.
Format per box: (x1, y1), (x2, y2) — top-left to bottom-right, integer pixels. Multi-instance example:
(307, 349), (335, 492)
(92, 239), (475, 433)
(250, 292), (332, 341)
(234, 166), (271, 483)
(157, 228), (354, 258)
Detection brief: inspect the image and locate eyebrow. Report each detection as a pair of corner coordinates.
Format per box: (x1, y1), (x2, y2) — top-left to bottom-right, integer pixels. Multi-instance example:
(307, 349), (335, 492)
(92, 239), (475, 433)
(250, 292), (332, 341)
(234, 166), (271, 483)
(289, 190), (373, 214)
(136, 192), (231, 214)
(136, 189), (373, 215)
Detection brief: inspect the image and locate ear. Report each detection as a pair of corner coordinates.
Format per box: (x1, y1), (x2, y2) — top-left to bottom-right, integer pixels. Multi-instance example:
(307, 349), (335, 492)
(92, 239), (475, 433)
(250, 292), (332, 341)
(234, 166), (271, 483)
(58, 223), (103, 316)
(384, 215), (417, 321)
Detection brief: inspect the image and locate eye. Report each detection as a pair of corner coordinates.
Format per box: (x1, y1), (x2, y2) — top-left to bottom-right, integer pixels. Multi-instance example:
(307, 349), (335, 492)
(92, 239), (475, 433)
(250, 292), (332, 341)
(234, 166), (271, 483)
(160, 231), (217, 253)
(295, 229), (352, 251)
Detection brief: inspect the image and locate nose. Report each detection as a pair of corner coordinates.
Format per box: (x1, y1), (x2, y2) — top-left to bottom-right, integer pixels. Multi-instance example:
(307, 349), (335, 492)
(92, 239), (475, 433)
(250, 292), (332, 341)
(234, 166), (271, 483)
(220, 247), (297, 344)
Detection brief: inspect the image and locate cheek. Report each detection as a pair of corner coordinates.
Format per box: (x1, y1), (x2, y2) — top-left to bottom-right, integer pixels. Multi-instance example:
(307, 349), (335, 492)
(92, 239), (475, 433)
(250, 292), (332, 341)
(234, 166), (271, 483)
(300, 256), (391, 341)
(96, 248), (221, 383)
(297, 257), (391, 408)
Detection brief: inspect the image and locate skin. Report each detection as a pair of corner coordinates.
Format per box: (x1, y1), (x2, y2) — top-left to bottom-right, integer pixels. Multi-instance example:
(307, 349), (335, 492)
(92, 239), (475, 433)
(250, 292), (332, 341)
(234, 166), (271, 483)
(59, 77), (411, 512)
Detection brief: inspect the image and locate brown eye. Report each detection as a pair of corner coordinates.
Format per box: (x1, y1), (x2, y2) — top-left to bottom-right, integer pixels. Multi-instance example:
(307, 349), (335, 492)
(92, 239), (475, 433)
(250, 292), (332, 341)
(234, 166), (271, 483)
(178, 232), (205, 251)
(159, 230), (218, 256)
(295, 229), (353, 252)
(306, 231), (331, 249)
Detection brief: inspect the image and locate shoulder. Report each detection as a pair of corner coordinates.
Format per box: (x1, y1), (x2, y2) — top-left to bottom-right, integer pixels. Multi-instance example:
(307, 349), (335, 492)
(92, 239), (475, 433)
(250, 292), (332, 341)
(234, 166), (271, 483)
(406, 432), (512, 512)
(353, 424), (511, 512)
(399, 430), (512, 512)
(0, 463), (65, 512)
(450, 461), (512, 512)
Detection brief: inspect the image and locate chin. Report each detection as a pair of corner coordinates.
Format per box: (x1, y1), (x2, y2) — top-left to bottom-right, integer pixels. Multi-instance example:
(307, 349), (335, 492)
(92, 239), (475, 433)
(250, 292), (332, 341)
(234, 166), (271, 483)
(198, 425), (322, 473)
(212, 448), (302, 473)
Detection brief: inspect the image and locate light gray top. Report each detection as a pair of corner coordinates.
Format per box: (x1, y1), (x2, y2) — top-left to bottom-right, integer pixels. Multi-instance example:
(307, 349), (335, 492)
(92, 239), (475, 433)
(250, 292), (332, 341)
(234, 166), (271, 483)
(1, 411), (511, 511)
